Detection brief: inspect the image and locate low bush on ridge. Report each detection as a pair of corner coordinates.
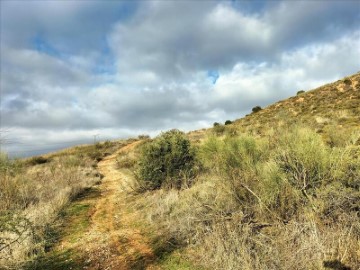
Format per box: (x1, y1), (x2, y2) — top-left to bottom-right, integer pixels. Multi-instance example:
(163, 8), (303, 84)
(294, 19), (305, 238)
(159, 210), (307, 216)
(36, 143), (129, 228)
(252, 105), (262, 113)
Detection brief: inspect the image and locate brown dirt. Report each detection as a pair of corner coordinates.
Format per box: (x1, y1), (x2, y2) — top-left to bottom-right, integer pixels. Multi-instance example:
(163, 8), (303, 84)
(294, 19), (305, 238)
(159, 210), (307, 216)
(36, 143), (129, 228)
(59, 141), (155, 270)
(84, 141), (155, 270)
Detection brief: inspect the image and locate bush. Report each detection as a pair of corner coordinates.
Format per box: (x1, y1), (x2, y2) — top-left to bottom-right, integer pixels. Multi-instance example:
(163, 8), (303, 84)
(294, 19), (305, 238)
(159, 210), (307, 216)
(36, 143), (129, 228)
(343, 78), (352, 85)
(274, 128), (330, 193)
(138, 129), (196, 190)
(201, 135), (265, 177)
(27, 156), (50, 166)
(213, 122), (220, 127)
(137, 126), (360, 269)
(138, 134), (150, 140)
(297, 90), (305, 95)
(200, 135), (268, 213)
(252, 106), (262, 113)
(225, 120), (232, 125)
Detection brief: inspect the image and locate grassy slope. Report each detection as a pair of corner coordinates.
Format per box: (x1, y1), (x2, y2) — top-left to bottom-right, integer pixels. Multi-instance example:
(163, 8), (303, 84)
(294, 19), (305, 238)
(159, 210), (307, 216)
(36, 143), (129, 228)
(189, 72), (360, 142)
(233, 72), (360, 135)
(136, 72), (360, 269)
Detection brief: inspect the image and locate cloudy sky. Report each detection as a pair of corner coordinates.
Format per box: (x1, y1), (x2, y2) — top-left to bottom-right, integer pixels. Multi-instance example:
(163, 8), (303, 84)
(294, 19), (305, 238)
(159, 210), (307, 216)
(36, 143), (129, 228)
(1, 0), (359, 156)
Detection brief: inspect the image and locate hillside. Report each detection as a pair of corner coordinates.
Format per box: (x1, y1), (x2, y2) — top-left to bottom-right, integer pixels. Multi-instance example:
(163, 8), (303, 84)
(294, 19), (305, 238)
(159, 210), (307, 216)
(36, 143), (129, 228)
(1, 73), (359, 270)
(235, 72), (360, 135)
(187, 72), (360, 146)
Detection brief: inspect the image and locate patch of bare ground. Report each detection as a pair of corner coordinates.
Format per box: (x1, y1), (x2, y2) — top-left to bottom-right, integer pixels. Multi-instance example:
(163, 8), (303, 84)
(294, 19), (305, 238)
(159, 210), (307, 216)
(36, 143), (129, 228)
(46, 141), (156, 270)
(82, 141), (155, 270)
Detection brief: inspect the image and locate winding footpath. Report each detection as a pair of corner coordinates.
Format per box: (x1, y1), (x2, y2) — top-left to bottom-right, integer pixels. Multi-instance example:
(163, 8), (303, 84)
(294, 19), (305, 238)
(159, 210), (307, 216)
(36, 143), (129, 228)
(83, 141), (154, 270)
(51, 141), (156, 270)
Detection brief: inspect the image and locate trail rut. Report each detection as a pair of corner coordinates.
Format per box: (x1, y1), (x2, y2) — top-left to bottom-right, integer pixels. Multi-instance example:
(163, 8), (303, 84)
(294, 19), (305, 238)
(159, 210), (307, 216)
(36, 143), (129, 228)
(70, 141), (155, 270)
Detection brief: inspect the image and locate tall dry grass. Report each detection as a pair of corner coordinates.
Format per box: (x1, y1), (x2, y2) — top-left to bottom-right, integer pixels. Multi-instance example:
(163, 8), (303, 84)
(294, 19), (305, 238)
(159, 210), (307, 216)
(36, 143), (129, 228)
(129, 125), (360, 269)
(0, 151), (102, 269)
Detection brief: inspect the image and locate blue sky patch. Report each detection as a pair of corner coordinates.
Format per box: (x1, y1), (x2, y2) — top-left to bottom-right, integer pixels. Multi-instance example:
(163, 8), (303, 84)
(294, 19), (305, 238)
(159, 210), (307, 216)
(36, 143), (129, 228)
(208, 70), (220, 84)
(31, 34), (61, 58)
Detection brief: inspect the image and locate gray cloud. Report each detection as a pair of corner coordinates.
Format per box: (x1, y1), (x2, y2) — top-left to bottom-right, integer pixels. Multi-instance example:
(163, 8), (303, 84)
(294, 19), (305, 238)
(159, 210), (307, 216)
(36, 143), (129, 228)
(1, 1), (359, 156)
(109, 0), (360, 80)
(266, 1), (360, 49)
(0, 1), (137, 52)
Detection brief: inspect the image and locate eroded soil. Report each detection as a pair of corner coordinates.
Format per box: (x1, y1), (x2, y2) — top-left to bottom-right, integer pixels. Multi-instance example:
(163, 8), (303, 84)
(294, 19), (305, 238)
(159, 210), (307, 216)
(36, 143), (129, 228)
(32, 141), (156, 270)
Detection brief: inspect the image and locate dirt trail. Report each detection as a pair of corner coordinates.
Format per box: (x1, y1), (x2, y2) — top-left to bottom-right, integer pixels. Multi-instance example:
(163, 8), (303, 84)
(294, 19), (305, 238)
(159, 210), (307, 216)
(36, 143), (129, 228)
(80, 141), (155, 269)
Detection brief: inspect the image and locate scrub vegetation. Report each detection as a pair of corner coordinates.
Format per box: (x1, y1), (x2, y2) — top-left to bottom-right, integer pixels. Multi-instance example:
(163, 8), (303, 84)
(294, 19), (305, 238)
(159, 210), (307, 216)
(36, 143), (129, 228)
(1, 72), (359, 269)
(134, 124), (360, 269)
(137, 129), (197, 190)
(129, 72), (360, 269)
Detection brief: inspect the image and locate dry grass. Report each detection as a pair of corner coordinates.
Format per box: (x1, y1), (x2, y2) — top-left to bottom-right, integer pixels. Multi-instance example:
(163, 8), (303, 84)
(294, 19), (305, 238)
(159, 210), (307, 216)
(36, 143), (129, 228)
(115, 74), (360, 268)
(230, 72), (360, 138)
(127, 124), (360, 270)
(0, 141), (127, 269)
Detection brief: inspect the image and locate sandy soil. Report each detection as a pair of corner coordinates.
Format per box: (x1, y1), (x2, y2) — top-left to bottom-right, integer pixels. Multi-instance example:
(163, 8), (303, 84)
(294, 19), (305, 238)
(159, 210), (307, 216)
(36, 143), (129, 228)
(60, 141), (155, 270)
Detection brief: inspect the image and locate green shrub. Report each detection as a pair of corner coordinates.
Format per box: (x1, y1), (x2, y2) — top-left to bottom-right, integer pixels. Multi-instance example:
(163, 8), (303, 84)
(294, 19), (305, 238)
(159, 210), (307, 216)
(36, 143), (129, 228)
(343, 78), (352, 85)
(329, 146), (360, 189)
(274, 128), (330, 194)
(259, 160), (304, 220)
(140, 124), (360, 268)
(27, 156), (50, 166)
(138, 129), (196, 190)
(225, 120), (232, 125)
(297, 90), (305, 95)
(138, 134), (150, 140)
(201, 135), (267, 180)
(252, 106), (262, 113)
(213, 122), (220, 127)
(200, 135), (267, 210)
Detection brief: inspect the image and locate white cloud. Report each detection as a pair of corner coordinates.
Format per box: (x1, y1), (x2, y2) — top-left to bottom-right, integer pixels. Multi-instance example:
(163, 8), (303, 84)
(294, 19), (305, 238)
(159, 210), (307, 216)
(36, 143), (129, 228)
(211, 31), (360, 112)
(1, 1), (359, 156)
(281, 31), (360, 79)
(201, 4), (272, 53)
